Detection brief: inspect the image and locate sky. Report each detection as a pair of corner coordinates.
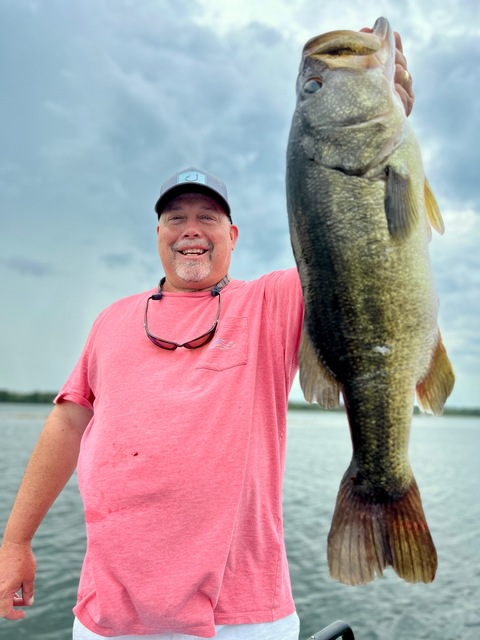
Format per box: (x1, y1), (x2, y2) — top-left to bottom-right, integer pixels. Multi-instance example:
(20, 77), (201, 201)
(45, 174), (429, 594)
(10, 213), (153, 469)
(1, 0), (479, 408)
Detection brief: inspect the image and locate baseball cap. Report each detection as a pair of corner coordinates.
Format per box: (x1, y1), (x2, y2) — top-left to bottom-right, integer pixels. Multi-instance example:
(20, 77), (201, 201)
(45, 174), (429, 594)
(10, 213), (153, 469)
(154, 167), (232, 221)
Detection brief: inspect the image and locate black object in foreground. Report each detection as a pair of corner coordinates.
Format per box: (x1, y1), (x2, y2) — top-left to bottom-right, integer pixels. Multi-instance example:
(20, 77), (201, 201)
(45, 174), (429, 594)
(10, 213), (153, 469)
(308, 620), (355, 640)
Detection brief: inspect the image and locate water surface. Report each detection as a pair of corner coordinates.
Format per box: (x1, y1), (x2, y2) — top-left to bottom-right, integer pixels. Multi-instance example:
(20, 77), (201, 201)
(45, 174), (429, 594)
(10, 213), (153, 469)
(0, 404), (478, 639)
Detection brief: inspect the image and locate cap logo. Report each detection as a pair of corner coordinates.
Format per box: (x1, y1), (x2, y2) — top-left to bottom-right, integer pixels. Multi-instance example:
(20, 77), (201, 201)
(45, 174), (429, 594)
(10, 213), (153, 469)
(177, 171), (207, 185)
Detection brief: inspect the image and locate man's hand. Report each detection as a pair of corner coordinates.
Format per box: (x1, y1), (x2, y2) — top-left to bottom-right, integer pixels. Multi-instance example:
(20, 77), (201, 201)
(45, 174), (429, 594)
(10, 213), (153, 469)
(0, 401), (90, 621)
(360, 28), (414, 116)
(0, 541), (36, 620)
(393, 32), (414, 117)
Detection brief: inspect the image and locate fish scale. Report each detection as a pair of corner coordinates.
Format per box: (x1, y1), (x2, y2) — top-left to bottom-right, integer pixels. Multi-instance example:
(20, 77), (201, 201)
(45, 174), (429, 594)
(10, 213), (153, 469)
(286, 17), (454, 586)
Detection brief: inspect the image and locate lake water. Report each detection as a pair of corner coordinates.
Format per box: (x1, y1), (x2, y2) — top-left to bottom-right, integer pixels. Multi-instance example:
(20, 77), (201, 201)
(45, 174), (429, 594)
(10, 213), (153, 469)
(0, 404), (479, 640)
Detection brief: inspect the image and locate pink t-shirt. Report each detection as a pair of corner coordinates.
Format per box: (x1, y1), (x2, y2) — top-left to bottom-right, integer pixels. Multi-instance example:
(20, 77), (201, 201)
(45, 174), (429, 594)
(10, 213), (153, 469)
(56, 268), (303, 638)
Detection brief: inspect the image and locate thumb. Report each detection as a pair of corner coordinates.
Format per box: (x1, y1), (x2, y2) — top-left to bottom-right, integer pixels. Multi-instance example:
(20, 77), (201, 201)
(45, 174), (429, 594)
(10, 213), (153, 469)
(21, 579), (35, 606)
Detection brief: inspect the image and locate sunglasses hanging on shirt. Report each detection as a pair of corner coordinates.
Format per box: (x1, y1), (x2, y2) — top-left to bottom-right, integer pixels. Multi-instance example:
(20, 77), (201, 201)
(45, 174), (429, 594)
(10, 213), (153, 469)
(144, 275), (230, 350)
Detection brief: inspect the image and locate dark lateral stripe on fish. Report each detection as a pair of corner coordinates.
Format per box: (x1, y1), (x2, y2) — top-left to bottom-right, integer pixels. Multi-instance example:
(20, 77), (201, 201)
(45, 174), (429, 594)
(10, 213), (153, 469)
(327, 472), (437, 585)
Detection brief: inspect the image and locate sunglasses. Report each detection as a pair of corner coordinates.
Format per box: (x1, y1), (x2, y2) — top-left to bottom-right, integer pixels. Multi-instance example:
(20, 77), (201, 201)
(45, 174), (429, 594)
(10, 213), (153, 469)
(144, 289), (221, 350)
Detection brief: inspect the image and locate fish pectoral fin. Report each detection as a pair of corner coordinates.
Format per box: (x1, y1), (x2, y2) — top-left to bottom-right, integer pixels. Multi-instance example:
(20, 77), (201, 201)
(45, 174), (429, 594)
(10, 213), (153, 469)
(424, 178), (445, 235)
(416, 332), (455, 416)
(299, 330), (340, 408)
(327, 471), (437, 586)
(384, 166), (419, 239)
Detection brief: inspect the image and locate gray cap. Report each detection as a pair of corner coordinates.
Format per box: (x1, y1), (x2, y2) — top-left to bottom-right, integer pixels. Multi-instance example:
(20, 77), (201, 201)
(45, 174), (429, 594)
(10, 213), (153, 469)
(154, 167), (231, 221)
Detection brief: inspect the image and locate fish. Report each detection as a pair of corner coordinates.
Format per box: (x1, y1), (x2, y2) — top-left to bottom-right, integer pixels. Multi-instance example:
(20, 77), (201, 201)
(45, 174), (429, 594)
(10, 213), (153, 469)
(286, 17), (455, 586)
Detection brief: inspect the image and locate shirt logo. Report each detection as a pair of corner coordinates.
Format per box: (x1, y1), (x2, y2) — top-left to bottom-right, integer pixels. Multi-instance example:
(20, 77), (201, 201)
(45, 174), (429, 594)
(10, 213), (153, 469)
(211, 338), (237, 350)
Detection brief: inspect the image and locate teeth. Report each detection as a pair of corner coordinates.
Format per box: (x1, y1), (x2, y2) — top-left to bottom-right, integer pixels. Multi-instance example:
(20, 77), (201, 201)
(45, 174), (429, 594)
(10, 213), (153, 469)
(181, 249), (205, 255)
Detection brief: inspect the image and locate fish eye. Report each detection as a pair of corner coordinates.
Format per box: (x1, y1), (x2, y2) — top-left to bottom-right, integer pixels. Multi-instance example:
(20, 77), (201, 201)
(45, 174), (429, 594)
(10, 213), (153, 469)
(303, 78), (323, 94)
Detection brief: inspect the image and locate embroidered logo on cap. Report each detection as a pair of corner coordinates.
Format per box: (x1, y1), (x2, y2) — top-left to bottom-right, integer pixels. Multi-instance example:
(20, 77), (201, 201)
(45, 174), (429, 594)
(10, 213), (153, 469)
(177, 171), (207, 185)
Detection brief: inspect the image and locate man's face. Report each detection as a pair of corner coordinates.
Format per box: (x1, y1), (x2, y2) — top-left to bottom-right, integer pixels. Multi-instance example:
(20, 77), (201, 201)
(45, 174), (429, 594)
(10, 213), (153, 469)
(157, 193), (238, 292)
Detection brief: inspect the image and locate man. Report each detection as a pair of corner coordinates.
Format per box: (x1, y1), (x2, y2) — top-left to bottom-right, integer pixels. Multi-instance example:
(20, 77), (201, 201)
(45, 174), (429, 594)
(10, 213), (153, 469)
(0, 35), (413, 640)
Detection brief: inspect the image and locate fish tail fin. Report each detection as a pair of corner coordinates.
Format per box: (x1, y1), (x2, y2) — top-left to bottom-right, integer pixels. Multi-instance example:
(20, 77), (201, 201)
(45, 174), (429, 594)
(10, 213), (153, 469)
(299, 329), (341, 408)
(417, 332), (455, 415)
(327, 471), (437, 585)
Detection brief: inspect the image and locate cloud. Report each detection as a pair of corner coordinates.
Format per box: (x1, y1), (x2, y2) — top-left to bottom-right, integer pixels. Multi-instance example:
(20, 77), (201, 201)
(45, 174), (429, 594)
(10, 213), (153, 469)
(1, 257), (54, 277)
(100, 252), (136, 269)
(0, 0), (478, 406)
(412, 33), (480, 207)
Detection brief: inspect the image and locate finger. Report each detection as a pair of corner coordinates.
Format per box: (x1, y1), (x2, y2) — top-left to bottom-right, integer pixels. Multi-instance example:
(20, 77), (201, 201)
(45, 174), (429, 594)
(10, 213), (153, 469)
(0, 596), (26, 621)
(3, 608), (26, 621)
(394, 63), (412, 90)
(395, 47), (407, 71)
(12, 595), (34, 607)
(394, 31), (404, 53)
(21, 581), (35, 607)
(395, 83), (414, 117)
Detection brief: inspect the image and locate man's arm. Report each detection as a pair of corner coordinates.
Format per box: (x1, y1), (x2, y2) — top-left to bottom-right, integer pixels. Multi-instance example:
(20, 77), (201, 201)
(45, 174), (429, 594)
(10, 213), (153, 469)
(0, 400), (92, 620)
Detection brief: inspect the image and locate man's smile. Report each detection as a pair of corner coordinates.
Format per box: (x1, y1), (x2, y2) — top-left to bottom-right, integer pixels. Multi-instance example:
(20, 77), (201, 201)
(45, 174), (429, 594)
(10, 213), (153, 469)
(177, 248), (208, 256)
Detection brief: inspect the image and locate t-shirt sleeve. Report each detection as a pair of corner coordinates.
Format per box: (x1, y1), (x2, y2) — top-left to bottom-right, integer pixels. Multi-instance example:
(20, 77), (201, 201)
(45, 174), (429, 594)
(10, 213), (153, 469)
(54, 318), (99, 411)
(263, 267), (304, 372)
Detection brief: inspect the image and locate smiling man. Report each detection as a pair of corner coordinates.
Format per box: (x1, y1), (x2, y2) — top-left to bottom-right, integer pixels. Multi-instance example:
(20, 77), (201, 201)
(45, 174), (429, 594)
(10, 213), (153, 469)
(55, 167), (304, 640)
(155, 172), (238, 292)
(0, 34), (414, 640)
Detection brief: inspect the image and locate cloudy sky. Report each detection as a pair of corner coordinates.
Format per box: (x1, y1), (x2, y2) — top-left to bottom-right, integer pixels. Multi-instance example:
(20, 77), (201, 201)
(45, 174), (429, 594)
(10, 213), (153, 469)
(1, 0), (479, 408)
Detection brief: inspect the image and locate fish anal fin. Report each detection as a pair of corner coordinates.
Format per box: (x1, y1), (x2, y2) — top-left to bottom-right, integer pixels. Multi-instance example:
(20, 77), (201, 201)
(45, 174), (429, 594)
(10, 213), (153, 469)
(327, 471), (437, 586)
(299, 329), (340, 408)
(417, 332), (455, 416)
(384, 166), (419, 239)
(424, 178), (445, 235)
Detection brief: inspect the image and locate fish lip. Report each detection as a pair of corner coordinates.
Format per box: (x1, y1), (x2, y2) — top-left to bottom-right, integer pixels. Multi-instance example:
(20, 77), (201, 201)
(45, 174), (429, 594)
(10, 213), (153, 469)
(303, 31), (381, 59)
(301, 17), (396, 82)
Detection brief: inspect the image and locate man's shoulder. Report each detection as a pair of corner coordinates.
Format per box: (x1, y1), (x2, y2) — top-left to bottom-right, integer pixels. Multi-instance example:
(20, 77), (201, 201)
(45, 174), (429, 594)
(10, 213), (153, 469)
(230, 267), (299, 290)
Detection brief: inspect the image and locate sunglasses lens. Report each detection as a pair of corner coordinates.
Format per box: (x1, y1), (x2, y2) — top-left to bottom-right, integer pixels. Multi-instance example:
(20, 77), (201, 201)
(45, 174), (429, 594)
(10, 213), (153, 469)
(183, 328), (216, 349)
(149, 336), (178, 350)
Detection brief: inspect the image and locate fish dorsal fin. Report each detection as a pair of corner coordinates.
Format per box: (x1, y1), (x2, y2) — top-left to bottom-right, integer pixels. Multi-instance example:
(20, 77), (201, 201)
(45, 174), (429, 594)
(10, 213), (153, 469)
(299, 328), (341, 408)
(424, 178), (445, 235)
(384, 166), (419, 239)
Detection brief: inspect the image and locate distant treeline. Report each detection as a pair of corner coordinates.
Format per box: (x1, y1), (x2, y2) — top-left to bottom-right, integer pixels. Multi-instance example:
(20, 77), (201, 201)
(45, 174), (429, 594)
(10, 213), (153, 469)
(286, 401), (480, 417)
(0, 390), (56, 404)
(1, 391), (479, 417)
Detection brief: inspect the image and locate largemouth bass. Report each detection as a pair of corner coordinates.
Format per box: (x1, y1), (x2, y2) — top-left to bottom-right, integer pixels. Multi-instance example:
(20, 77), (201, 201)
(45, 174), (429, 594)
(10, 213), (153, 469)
(286, 17), (455, 586)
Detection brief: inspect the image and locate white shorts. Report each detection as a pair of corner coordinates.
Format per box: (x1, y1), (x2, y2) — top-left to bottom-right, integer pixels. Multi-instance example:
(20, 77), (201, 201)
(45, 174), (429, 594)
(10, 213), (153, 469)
(73, 612), (300, 640)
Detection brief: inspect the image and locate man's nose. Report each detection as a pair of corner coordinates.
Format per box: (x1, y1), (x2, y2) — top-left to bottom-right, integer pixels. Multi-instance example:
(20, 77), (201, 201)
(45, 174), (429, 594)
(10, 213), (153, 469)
(182, 219), (203, 236)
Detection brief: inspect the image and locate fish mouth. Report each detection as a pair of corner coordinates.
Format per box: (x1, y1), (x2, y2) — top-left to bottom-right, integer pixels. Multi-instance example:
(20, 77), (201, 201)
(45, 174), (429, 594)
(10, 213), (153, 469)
(302, 16), (394, 77)
(303, 30), (381, 58)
